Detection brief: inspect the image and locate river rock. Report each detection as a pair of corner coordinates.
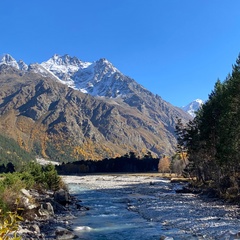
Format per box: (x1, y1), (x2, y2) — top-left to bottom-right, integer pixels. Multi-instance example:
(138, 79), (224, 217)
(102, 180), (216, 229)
(42, 202), (54, 216)
(54, 189), (70, 205)
(21, 196), (38, 210)
(38, 202), (54, 218)
(55, 226), (77, 240)
(20, 189), (38, 210)
(21, 188), (32, 198)
(160, 236), (174, 240)
(29, 224), (41, 234)
(76, 203), (90, 211)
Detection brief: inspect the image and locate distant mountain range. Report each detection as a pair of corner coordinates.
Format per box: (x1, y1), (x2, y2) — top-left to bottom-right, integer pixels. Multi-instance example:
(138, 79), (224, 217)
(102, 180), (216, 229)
(0, 54), (203, 110)
(0, 54), (191, 160)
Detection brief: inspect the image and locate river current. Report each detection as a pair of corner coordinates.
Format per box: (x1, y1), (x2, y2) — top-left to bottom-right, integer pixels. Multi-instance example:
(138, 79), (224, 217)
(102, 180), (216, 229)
(62, 175), (240, 240)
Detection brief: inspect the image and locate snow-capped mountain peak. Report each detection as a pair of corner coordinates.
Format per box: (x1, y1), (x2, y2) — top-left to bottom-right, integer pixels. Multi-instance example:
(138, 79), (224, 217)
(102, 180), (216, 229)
(94, 58), (119, 74)
(40, 54), (130, 97)
(18, 60), (28, 71)
(0, 54), (28, 71)
(182, 99), (204, 117)
(43, 54), (92, 69)
(41, 54), (92, 86)
(0, 54), (19, 69)
(194, 99), (204, 105)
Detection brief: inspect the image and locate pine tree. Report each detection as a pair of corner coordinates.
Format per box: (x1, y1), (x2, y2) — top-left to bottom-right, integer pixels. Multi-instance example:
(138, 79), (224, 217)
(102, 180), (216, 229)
(178, 54), (240, 196)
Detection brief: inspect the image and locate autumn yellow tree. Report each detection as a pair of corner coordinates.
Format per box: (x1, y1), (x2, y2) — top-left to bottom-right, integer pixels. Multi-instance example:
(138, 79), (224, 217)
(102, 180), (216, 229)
(158, 155), (171, 173)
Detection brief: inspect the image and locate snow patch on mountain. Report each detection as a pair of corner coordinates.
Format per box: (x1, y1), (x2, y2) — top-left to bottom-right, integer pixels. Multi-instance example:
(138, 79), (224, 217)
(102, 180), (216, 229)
(41, 54), (92, 82)
(41, 54), (133, 98)
(18, 60), (28, 71)
(182, 99), (204, 117)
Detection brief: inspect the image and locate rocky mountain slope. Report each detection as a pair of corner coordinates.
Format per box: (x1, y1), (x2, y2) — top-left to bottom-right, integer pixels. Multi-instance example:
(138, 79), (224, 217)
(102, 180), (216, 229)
(0, 54), (191, 160)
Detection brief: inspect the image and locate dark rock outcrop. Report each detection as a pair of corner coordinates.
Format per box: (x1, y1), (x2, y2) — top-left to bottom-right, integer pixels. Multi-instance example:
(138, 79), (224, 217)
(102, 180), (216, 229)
(54, 189), (71, 206)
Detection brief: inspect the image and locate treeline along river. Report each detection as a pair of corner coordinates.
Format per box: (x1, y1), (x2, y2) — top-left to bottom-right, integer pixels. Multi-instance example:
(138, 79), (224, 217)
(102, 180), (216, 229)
(62, 174), (240, 240)
(56, 155), (159, 174)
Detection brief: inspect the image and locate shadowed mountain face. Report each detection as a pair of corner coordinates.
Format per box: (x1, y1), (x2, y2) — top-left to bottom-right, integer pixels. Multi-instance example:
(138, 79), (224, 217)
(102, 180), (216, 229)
(0, 56), (191, 161)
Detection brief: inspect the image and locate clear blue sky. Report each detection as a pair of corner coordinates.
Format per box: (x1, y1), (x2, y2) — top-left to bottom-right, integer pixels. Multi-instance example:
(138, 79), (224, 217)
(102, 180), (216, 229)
(1, 1), (240, 107)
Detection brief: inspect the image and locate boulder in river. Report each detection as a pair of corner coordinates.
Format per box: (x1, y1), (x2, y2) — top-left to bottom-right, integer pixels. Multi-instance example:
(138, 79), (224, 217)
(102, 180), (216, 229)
(54, 189), (71, 205)
(76, 203), (90, 211)
(55, 226), (78, 240)
(160, 236), (174, 240)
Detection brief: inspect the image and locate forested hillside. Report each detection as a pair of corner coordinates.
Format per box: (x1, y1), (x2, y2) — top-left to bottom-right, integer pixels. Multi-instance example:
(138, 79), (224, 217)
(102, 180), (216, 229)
(176, 54), (240, 200)
(0, 134), (34, 171)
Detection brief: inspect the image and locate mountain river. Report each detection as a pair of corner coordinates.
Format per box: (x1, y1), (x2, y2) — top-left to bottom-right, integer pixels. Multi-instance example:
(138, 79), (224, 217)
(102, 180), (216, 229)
(62, 174), (240, 240)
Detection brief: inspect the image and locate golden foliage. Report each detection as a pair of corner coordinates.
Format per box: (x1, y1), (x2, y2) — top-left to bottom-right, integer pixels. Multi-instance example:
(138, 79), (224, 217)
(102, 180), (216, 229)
(72, 139), (119, 160)
(0, 206), (23, 240)
(29, 124), (48, 158)
(72, 139), (99, 160)
(158, 156), (171, 173)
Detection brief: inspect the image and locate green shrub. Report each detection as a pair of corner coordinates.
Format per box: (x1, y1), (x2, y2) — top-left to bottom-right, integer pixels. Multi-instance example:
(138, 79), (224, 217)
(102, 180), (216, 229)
(21, 162), (44, 186)
(0, 161), (66, 239)
(0, 174), (26, 193)
(22, 162), (64, 191)
(0, 162), (65, 214)
(18, 172), (35, 189)
(42, 164), (64, 191)
(0, 174), (25, 213)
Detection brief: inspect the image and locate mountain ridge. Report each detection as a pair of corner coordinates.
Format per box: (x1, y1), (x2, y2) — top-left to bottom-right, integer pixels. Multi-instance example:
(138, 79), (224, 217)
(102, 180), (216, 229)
(0, 53), (191, 160)
(0, 53), (197, 109)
